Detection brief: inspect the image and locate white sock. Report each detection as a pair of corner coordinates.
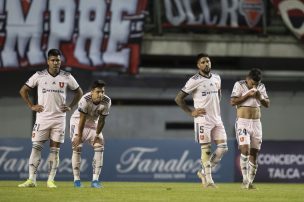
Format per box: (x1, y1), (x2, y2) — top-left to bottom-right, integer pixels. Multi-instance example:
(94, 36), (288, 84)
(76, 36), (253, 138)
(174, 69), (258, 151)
(203, 161), (214, 184)
(92, 147), (103, 181)
(248, 161), (258, 184)
(210, 143), (228, 168)
(72, 150), (81, 181)
(29, 142), (43, 183)
(47, 147), (60, 181)
(240, 154), (249, 183)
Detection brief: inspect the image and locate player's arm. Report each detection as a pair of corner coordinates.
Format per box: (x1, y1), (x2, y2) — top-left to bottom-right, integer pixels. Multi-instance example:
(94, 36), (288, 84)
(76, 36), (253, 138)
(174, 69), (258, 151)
(19, 85), (44, 112)
(175, 90), (205, 117)
(218, 89), (222, 101)
(230, 89), (256, 106)
(255, 91), (270, 108)
(72, 111), (86, 148)
(96, 115), (106, 135)
(61, 87), (83, 112)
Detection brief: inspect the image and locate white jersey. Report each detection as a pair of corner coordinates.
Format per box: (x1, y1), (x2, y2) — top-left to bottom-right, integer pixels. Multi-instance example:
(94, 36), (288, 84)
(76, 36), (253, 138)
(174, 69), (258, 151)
(25, 69), (80, 121)
(71, 92), (111, 128)
(182, 72), (222, 123)
(231, 80), (268, 107)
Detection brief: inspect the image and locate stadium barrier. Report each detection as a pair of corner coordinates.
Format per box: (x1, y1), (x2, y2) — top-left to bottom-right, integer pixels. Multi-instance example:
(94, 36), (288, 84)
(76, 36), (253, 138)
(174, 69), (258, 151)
(0, 139), (303, 182)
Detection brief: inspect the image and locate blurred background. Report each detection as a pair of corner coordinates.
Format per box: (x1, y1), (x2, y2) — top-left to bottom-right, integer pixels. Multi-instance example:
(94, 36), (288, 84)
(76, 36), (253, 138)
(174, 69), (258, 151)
(0, 0), (303, 183)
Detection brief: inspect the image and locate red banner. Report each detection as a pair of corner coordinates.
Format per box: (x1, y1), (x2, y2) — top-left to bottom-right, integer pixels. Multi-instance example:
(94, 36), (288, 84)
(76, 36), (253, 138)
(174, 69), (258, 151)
(0, 0), (148, 74)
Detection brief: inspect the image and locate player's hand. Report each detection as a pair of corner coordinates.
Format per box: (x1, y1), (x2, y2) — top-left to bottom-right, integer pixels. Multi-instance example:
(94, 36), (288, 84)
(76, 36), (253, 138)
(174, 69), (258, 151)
(191, 108), (206, 117)
(72, 135), (82, 148)
(255, 90), (264, 101)
(31, 105), (44, 112)
(246, 88), (257, 97)
(60, 104), (71, 112)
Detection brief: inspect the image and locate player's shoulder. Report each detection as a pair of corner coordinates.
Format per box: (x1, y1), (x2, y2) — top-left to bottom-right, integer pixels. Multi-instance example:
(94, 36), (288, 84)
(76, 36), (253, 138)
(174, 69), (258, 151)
(236, 80), (246, 86)
(190, 73), (201, 80)
(211, 73), (221, 80)
(82, 92), (92, 101)
(36, 69), (48, 76)
(102, 95), (111, 104)
(258, 82), (266, 88)
(188, 73), (204, 82)
(58, 70), (72, 77)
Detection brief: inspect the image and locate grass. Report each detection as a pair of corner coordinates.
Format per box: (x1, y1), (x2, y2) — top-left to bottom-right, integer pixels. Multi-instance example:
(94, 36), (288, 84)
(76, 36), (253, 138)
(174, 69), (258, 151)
(0, 181), (303, 202)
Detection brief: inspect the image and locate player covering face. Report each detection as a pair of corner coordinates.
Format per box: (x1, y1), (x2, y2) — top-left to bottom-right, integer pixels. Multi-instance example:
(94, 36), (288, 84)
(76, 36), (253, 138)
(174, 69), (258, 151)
(230, 68), (270, 189)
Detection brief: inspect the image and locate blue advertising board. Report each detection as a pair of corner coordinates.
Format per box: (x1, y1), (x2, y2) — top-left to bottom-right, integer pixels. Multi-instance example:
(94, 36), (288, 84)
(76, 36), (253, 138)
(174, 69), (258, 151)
(0, 138), (235, 182)
(234, 141), (304, 183)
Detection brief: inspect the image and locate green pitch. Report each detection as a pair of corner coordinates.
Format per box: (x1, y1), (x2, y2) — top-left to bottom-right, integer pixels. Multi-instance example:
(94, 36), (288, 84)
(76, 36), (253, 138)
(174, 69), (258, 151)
(0, 181), (303, 202)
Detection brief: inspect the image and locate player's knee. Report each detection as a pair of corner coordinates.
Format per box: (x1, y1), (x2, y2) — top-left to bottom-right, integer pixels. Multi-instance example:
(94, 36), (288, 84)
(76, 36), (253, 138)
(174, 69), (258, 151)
(93, 144), (104, 152)
(217, 143), (228, 155)
(73, 146), (82, 152)
(32, 141), (44, 151)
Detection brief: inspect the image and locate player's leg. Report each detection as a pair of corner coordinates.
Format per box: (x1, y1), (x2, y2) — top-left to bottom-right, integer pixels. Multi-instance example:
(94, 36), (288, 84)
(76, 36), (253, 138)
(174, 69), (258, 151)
(195, 121), (215, 188)
(72, 146), (82, 187)
(210, 124), (228, 169)
(47, 140), (60, 188)
(91, 135), (104, 188)
(235, 118), (251, 189)
(18, 141), (44, 187)
(70, 122), (84, 187)
(248, 148), (259, 189)
(46, 122), (65, 188)
(239, 145), (250, 189)
(247, 120), (262, 189)
(19, 123), (49, 188)
(200, 143), (215, 187)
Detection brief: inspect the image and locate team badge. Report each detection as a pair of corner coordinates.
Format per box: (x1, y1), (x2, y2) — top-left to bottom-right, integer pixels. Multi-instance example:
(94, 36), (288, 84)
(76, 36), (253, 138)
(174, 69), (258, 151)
(239, 0), (264, 28)
(59, 82), (64, 88)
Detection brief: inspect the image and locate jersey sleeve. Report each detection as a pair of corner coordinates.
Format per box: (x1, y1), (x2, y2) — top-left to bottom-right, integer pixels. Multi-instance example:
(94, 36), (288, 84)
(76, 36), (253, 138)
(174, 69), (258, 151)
(25, 72), (39, 88)
(258, 84), (269, 99)
(231, 82), (242, 98)
(78, 97), (88, 114)
(67, 74), (80, 90)
(181, 77), (199, 94)
(101, 98), (111, 116)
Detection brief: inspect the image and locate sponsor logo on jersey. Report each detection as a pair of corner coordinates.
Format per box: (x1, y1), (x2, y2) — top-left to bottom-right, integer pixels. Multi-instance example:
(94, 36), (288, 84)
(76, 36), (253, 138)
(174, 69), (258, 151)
(42, 88), (64, 94)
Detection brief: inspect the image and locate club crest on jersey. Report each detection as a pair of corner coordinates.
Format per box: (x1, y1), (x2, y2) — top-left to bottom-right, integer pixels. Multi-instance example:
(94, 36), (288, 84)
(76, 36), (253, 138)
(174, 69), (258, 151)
(59, 82), (64, 88)
(239, 0), (264, 28)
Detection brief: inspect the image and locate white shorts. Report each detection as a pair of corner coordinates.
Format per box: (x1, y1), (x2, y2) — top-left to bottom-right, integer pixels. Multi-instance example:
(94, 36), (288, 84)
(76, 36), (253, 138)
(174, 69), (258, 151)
(194, 116), (227, 144)
(32, 119), (65, 143)
(70, 120), (104, 147)
(235, 118), (262, 150)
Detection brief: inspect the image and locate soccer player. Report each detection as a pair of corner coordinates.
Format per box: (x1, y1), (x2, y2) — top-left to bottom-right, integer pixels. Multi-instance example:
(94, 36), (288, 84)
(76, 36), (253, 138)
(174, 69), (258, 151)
(175, 53), (228, 188)
(18, 49), (83, 188)
(230, 68), (270, 189)
(70, 80), (111, 188)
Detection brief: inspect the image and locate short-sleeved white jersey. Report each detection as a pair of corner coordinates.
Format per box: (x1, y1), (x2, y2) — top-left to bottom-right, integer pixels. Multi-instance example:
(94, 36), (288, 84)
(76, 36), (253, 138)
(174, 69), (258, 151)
(25, 69), (80, 121)
(71, 92), (111, 128)
(231, 80), (268, 107)
(182, 72), (222, 123)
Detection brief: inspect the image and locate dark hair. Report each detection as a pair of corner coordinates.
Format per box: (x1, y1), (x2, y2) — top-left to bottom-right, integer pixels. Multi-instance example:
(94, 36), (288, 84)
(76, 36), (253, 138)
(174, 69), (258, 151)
(248, 68), (262, 82)
(47, 49), (62, 58)
(196, 53), (209, 63)
(91, 80), (106, 90)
